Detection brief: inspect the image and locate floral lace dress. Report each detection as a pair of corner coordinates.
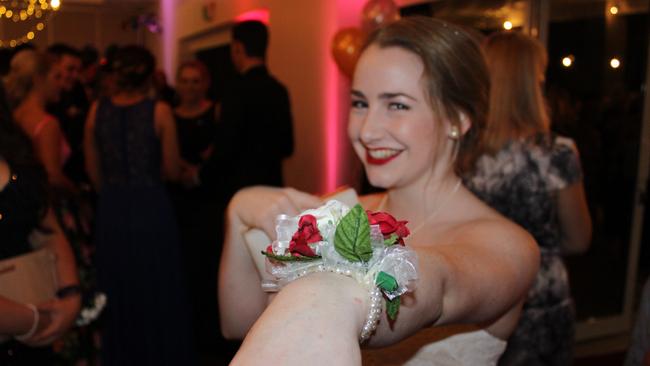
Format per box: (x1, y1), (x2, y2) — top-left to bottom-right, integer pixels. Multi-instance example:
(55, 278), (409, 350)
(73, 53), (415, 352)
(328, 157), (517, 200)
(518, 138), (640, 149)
(464, 133), (583, 366)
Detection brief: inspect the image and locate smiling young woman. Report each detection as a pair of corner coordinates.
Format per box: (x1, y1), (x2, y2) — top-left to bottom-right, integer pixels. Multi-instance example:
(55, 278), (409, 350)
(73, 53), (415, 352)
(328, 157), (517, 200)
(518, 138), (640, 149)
(218, 17), (540, 366)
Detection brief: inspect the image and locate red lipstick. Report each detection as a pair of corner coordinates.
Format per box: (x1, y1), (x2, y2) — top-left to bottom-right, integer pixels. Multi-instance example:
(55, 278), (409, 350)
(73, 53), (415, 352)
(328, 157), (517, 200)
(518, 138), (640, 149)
(365, 149), (401, 165)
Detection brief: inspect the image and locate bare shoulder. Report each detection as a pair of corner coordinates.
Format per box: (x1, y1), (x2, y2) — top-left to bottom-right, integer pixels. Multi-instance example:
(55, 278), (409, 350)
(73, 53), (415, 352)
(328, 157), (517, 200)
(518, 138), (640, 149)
(155, 101), (173, 119)
(36, 114), (62, 136)
(455, 214), (539, 265)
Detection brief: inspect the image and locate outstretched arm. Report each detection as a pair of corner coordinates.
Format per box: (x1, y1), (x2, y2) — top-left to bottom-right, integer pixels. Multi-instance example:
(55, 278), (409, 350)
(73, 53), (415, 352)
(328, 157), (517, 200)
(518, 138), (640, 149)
(231, 218), (539, 365)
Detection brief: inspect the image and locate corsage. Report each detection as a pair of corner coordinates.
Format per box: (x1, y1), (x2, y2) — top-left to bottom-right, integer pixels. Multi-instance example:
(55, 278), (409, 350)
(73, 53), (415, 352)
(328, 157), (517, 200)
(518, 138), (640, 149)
(261, 200), (418, 342)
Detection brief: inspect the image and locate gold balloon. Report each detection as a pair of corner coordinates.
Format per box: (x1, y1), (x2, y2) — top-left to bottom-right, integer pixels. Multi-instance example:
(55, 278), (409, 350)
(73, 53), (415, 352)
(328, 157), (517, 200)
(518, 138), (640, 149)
(361, 0), (400, 33)
(331, 27), (365, 79)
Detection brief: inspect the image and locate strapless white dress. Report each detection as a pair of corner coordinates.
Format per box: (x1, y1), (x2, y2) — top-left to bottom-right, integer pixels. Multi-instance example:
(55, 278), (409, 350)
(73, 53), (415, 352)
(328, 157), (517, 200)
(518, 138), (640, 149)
(362, 326), (506, 366)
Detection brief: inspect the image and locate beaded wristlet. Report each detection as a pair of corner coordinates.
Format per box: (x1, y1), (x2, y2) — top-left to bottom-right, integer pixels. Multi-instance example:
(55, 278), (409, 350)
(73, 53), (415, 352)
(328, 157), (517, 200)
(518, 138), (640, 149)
(260, 200), (418, 342)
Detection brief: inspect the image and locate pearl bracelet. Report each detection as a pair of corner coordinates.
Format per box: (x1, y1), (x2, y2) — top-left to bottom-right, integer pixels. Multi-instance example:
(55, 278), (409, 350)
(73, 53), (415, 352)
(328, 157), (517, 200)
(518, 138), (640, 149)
(360, 287), (383, 343)
(15, 303), (39, 342)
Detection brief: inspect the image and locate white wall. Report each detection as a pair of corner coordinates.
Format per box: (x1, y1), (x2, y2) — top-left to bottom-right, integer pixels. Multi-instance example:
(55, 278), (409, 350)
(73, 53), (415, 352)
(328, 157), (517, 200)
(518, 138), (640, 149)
(154, 0), (372, 194)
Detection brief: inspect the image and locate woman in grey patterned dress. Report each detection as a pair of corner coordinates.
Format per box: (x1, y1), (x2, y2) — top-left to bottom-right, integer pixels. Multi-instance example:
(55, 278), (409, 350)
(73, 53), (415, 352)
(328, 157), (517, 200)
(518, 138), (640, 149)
(464, 32), (592, 365)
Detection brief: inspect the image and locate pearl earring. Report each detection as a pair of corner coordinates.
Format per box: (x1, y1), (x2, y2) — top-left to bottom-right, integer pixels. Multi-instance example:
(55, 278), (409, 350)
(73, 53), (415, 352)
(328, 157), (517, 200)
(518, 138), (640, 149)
(448, 126), (460, 140)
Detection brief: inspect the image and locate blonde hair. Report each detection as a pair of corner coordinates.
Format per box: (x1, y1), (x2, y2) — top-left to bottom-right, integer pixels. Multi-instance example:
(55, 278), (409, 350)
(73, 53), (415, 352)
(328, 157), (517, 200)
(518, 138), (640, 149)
(3, 49), (56, 107)
(364, 17), (490, 175)
(482, 32), (549, 154)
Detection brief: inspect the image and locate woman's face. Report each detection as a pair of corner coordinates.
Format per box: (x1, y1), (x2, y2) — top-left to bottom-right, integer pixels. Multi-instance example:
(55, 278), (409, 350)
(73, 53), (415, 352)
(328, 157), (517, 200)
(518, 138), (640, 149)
(348, 45), (445, 189)
(176, 66), (208, 104)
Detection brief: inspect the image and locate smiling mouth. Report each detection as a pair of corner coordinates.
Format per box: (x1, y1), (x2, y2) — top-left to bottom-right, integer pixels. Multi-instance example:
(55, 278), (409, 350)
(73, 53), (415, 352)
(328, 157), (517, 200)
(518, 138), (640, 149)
(365, 148), (402, 165)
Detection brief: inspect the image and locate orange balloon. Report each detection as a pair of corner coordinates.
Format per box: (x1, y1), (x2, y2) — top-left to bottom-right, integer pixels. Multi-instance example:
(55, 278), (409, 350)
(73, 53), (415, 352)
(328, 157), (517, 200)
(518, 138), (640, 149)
(331, 27), (365, 79)
(361, 0), (400, 33)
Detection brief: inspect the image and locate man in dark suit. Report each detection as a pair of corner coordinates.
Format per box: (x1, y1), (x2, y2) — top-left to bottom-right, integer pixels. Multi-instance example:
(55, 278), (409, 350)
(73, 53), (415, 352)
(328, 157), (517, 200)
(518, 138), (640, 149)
(187, 20), (294, 201)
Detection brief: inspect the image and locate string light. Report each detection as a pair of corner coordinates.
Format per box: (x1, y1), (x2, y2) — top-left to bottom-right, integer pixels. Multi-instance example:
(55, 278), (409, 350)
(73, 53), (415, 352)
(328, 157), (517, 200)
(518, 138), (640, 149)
(609, 5), (619, 15)
(0, 0), (60, 47)
(503, 20), (513, 30)
(610, 58), (621, 69)
(562, 55), (574, 68)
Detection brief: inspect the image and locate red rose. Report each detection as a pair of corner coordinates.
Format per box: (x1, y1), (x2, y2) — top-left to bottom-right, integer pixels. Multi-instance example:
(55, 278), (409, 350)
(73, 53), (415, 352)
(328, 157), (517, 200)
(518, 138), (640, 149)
(266, 245), (273, 254)
(297, 215), (323, 243)
(366, 210), (410, 245)
(289, 238), (316, 257)
(288, 214), (322, 257)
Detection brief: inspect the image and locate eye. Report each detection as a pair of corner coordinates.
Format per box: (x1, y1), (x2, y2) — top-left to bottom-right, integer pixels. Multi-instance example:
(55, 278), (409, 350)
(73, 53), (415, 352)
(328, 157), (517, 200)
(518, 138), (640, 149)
(351, 99), (368, 109)
(388, 102), (410, 111)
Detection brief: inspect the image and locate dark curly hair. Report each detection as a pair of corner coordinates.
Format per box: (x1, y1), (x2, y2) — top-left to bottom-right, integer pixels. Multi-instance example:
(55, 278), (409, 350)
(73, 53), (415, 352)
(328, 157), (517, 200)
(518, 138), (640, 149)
(111, 45), (155, 91)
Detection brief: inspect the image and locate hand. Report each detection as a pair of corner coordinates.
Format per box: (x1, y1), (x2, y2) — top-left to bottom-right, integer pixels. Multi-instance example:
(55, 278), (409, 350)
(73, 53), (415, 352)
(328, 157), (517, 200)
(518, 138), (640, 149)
(17, 310), (52, 347)
(200, 145), (214, 161)
(229, 186), (321, 239)
(27, 295), (81, 346)
(180, 163), (200, 188)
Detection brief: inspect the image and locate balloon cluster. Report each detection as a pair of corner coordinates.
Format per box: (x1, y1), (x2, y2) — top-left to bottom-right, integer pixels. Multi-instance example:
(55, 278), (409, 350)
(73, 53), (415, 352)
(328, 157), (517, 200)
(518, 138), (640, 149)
(331, 0), (400, 79)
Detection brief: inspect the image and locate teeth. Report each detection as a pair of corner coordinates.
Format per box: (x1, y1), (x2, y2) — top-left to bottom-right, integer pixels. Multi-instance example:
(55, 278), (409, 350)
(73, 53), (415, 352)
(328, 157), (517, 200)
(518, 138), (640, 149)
(368, 149), (400, 159)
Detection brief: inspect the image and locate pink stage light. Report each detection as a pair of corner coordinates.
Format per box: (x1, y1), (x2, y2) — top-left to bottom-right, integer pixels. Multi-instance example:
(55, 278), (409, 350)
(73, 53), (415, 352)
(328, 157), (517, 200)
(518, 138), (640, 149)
(161, 0), (175, 77)
(323, 0), (366, 193)
(235, 8), (270, 24)
(324, 58), (339, 193)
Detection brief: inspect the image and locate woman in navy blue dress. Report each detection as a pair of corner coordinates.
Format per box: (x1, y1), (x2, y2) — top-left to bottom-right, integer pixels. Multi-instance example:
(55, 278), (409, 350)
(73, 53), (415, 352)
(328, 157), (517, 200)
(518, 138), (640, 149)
(84, 45), (195, 365)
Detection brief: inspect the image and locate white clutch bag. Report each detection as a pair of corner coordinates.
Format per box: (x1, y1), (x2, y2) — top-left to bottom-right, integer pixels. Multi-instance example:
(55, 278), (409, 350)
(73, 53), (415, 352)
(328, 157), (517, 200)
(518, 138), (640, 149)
(0, 248), (58, 305)
(244, 187), (359, 280)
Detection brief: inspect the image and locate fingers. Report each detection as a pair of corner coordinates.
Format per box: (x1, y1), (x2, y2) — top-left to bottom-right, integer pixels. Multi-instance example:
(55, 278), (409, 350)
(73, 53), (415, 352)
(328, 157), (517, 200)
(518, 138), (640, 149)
(283, 188), (322, 211)
(232, 186), (322, 239)
(27, 298), (77, 345)
(260, 189), (321, 239)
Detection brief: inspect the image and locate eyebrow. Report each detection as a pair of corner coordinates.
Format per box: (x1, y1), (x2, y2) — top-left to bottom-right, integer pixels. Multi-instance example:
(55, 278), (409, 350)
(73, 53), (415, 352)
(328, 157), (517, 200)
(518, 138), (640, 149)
(379, 92), (418, 101)
(350, 90), (418, 102)
(350, 90), (366, 98)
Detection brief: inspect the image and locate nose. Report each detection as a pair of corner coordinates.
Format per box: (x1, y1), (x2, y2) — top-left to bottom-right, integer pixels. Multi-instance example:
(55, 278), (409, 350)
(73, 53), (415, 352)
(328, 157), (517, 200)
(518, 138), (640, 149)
(359, 110), (383, 143)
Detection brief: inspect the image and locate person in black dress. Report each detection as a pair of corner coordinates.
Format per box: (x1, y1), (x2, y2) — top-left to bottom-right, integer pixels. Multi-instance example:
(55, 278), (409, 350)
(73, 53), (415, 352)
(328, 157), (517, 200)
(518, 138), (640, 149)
(84, 45), (195, 365)
(171, 60), (224, 355)
(0, 84), (81, 365)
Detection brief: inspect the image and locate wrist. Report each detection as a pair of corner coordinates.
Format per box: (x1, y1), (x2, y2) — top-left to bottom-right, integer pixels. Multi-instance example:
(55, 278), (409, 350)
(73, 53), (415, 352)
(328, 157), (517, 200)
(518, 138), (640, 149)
(279, 272), (367, 341)
(56, 284), (82, 299)
(14, 303), (39, 341)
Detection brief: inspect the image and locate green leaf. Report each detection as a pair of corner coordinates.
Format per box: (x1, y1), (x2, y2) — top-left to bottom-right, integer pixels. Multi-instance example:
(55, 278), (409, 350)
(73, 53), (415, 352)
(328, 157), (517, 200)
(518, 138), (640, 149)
(261, 251), (321, 262)
(384, 233), (399, 246)
(375, 271), (398, 292)
(386, 296), (400, 320)
(334, 204), (372, 262)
